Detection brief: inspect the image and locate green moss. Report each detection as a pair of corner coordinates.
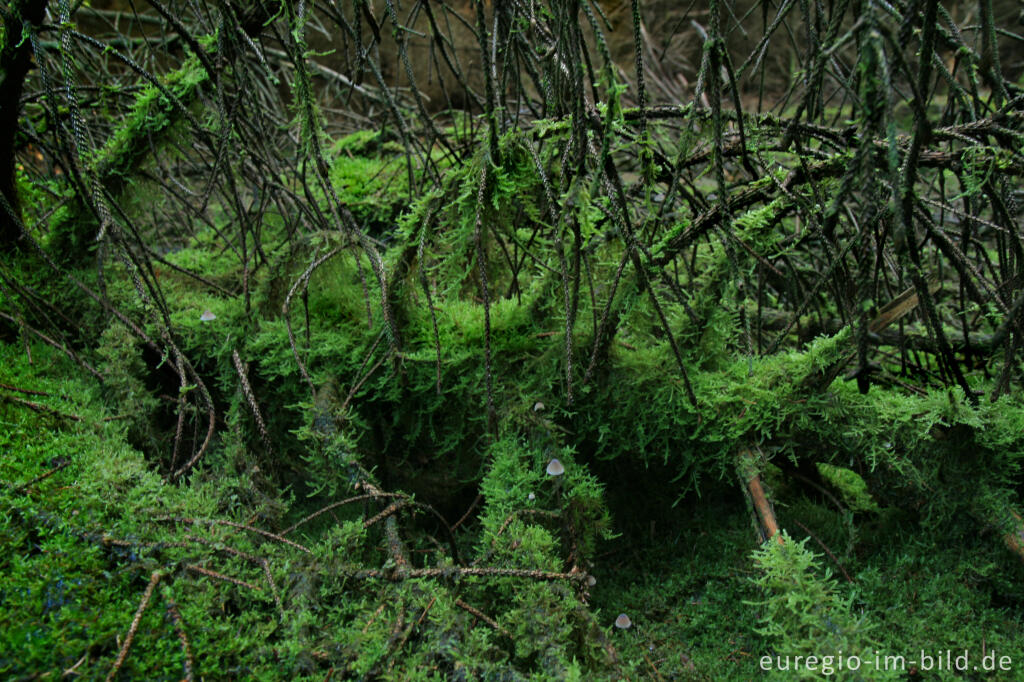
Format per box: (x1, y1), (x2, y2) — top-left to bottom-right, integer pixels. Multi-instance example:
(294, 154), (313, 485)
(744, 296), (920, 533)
(750, 534), (893, 681)
(817, 463), (880, 514)
(7, 90), (1024, 679)
(43, 56), (210, 261)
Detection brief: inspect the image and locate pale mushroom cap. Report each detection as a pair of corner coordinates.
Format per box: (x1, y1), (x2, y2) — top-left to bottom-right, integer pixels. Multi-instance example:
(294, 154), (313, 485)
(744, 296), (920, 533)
(533, 401), (545, 412)
(614, 613), (632, 629)
(527, 492), (536, 501)
(200, 309), (216, 322)
(587, 575), (597, 587)
(546, 458), (565, 476)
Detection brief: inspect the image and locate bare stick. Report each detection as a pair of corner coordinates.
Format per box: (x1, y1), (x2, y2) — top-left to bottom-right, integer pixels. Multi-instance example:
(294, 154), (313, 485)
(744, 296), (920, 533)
(282, 493), (398, 535)
(738, 449), (784, 545)
(747, 473), (783, 546)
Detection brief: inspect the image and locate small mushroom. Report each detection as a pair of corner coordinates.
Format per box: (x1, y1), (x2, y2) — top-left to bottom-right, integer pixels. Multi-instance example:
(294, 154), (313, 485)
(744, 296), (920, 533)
(533, 401), (545, 412)
(528, 492), (536, 501)
(546, 458), (565, 476)
(199, 309), (216, 322)
(614, 613), (632, 629)
(587, 575), (597, 587)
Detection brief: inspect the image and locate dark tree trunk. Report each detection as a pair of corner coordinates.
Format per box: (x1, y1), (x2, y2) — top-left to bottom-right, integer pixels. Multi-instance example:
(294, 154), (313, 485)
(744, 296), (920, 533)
(0, 0), (48, 250)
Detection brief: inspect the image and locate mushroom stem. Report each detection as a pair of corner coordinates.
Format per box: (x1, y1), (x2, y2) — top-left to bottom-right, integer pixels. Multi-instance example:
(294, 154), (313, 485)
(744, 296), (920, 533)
(546, 457), (565, 506)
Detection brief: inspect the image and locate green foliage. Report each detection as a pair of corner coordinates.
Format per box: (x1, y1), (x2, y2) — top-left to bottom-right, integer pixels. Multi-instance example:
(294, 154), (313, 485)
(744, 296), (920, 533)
(749, 534), (891, 681)
(327, 130), (418, 231)
(10, 115), (1024, 676)
(6, 196), (1024, 680)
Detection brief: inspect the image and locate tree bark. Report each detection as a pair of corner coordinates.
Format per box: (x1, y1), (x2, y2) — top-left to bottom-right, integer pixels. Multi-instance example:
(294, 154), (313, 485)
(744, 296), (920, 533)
(0, 0), (48, 249)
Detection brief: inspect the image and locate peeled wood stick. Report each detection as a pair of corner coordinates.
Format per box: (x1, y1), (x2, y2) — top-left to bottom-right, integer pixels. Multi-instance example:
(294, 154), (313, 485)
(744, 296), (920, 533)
(868, 274), (942, 334)
(739, 449), (784, 545)
(747, 473), (784, 546)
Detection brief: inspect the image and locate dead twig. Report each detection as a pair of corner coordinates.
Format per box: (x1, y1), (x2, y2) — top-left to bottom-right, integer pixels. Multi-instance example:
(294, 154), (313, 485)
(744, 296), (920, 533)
(165, 596), (196, 681)
(792, 520), (853, 583)
(156, 516), (311, 554)
(738, 449), (784, 546)
(13, 457), (71, 494)
(183, 534), (282, 612)
(232, 349), (273, 454)
(364, 500), (411, 530)
(282, 493), (400, 535)
(186, 564), (262, 591)
(0, 393), (82, 422)
(0, 381), (52, 397)
(455, 598), (511, 638)
(106, 570), (162, 682)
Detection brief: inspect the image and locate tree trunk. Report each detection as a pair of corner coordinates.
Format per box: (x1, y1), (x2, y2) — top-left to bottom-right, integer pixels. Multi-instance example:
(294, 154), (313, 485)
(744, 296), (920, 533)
(0, 0), (48, 249)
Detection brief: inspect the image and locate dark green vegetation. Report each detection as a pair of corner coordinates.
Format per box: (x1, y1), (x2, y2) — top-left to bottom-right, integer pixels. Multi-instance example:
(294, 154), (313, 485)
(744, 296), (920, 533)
(3, 0), (1024, 679)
